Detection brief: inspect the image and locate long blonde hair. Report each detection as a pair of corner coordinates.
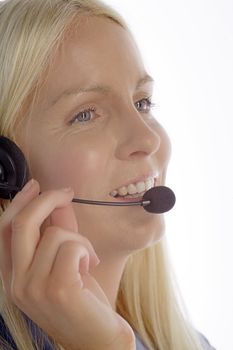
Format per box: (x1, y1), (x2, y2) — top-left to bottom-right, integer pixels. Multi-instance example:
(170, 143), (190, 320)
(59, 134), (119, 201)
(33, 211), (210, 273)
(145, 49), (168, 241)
(0, 1), (203, 349)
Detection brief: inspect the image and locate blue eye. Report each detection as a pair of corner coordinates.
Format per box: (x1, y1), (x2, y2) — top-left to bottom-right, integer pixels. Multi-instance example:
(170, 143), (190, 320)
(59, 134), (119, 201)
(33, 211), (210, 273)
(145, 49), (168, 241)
(69, 97), (155, 126)
(135, 97), (155, 113)
(69, 107), (96, 125)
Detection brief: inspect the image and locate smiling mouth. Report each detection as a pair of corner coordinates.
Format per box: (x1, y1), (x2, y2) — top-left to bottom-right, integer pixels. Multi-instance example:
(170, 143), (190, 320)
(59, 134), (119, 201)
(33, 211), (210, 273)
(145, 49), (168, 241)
(109, 176), (156, 199)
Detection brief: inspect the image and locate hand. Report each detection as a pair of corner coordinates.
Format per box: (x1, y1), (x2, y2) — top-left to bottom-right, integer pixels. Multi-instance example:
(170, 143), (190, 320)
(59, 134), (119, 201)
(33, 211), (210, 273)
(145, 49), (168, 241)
(0, 179), (135, 350)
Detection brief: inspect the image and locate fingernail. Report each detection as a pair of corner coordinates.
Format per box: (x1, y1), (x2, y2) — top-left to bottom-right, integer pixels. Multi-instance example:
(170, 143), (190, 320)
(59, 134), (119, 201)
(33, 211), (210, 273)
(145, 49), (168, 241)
(21, 179), (34, 192)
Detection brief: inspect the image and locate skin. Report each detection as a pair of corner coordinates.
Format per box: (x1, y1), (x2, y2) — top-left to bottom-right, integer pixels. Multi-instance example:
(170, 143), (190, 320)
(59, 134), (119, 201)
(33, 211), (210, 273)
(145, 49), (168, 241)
(15, 16), (171, 311)
(20, 18), (170, 308)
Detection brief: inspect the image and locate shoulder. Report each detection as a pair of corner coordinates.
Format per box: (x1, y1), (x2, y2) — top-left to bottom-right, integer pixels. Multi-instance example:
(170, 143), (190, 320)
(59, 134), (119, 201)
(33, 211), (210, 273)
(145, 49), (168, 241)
(0, 314), (17, 349)
(134, 331), (148, 350)
(0, 314), (55, 350)
(197, 331), (217, 350)
(134, 329), (217, 350)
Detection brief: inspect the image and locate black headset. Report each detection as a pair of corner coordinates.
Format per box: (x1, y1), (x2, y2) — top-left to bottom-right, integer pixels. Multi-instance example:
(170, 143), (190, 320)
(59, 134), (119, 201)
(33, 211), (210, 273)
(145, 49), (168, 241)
(0, 136), (29, 200)
(0, 137), (177, 214)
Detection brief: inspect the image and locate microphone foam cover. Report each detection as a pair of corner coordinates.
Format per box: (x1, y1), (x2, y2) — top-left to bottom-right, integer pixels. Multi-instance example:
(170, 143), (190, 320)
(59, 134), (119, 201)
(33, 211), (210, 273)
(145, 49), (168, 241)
(142, 186), (176, 213)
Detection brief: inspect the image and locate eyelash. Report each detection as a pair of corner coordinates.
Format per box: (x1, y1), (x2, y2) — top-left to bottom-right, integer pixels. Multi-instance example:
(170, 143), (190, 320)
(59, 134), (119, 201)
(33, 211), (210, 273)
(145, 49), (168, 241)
(69, 97), (156, 125)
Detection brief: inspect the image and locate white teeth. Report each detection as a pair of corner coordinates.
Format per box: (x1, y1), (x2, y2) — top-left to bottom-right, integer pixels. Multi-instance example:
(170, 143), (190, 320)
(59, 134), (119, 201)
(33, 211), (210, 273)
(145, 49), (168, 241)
(136, 181), (145, 193)
(145, 178), (154, 190)
(127, 184), (137, 195)
(118, 186), (127, 196)
(110, 176), (156, 197)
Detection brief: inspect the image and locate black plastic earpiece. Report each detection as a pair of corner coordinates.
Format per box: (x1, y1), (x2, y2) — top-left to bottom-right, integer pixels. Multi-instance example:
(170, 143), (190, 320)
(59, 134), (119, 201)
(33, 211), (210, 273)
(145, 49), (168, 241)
(0, 136), (29, 200)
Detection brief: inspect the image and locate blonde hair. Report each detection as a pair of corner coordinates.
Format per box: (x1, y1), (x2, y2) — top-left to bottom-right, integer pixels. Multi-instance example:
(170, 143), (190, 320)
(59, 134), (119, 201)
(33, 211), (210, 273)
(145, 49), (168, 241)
(0, 0), (203, 349)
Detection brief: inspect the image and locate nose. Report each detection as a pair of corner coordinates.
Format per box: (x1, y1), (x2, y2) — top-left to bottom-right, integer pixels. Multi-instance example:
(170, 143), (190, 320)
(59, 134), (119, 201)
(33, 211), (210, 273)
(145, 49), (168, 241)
(115, 106), (161, 160)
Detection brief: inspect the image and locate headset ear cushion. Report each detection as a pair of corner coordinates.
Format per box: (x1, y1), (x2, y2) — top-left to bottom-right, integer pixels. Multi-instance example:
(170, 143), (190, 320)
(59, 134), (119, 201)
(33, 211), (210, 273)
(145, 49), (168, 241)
(0, 136), (29, 200)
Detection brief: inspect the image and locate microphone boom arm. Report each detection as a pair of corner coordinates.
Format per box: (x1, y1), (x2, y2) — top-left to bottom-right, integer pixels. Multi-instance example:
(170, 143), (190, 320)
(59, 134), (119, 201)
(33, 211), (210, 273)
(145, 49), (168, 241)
(71, 198), (150, 207)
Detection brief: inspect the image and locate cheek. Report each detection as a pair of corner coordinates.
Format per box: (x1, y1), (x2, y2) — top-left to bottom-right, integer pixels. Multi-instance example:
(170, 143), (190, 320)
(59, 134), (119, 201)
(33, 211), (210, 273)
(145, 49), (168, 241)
(35, 142), (109, 195)
(63, 148), (107, 195)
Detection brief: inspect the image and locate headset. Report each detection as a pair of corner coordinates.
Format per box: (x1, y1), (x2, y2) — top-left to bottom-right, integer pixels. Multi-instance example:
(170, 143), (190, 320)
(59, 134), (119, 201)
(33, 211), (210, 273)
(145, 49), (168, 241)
(0, 136), (176, 214)
(0, 136), (29, 201)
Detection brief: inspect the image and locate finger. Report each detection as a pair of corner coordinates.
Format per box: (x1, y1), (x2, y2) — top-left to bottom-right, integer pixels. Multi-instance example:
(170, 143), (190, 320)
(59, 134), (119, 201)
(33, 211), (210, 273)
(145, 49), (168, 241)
(49, 241), (90, 290)
(49, 203), (78, 233)
(11, 188), (74, 279)
(0, 179), (40, 291)
(39, 202), (78, 247)
(29, 227), (99, 282)
(41, 204), (99, 267)
(0, 179), (39, 231)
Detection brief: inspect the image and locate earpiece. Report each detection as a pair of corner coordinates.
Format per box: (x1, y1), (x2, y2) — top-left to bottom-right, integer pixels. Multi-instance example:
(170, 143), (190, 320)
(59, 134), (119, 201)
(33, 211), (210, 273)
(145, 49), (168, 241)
(0, 136), (29, 200)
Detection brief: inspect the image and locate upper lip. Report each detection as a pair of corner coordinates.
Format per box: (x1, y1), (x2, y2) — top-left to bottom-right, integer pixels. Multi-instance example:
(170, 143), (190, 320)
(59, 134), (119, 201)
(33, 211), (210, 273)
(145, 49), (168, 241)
(111, 170), (159, 192)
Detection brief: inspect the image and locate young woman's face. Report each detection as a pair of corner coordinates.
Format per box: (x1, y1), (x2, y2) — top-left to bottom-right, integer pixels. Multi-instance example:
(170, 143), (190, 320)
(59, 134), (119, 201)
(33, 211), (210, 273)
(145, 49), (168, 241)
(18, 16), (171, 258)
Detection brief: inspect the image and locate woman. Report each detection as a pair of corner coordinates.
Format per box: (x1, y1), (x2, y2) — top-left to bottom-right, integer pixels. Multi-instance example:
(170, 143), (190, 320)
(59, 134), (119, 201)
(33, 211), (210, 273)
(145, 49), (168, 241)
(0, 0), (216, 349)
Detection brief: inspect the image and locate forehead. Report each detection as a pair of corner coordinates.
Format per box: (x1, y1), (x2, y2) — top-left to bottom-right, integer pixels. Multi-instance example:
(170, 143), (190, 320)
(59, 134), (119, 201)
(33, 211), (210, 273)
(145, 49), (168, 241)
(40, 16), (146, 104)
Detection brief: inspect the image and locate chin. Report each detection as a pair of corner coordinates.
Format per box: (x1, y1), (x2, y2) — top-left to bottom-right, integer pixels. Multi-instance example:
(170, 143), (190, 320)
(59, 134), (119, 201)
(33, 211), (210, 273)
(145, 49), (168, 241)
(75, 206), (166, 254)
(124, 213), (166, 250)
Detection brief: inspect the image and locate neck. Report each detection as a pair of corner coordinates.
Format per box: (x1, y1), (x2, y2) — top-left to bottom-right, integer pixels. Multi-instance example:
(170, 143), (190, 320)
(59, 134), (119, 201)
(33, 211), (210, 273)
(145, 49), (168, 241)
(88, 254), (129, 311)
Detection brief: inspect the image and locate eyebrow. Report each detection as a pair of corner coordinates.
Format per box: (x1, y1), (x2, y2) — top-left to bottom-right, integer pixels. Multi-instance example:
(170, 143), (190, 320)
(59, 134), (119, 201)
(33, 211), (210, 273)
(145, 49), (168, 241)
(51, 74), (154, 107)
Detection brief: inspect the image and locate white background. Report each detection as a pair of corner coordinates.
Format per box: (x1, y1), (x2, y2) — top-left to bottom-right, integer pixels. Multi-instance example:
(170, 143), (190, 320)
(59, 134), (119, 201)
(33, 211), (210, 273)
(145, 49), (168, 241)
(106, 1), (233, 349)
(1, 0), (232, 349)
